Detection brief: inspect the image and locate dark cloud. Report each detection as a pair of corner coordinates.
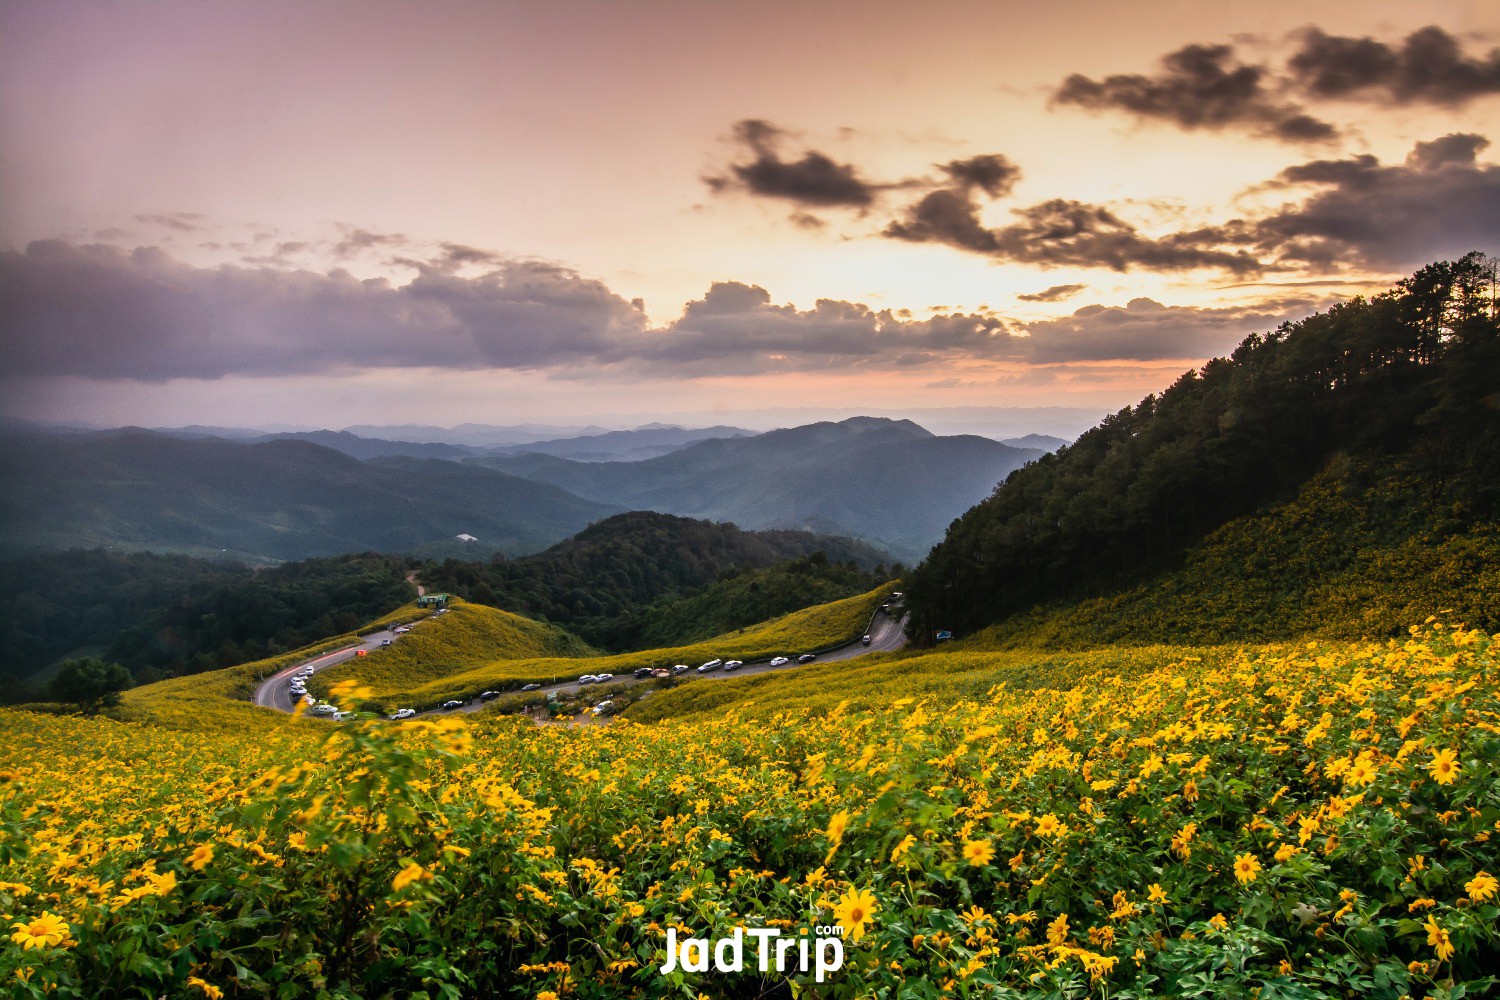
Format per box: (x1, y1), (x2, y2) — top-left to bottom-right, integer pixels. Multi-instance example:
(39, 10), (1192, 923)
(885, 189), (1265, 274)
(645, 282), (1017, 375)
(705, 118), (879, 208)
(1053, 43), (1337, 142)
(939, 154), (1021, 198)
(1018, 283), (1086, 303)
(1248, 134), (1500, 268)
(329, 226), (410, 260)
(1018, 296), (1316, 364)
(1288, 26), (1500, 105)
(0, 240), (646, 380)
(882, 132), (1497, 275)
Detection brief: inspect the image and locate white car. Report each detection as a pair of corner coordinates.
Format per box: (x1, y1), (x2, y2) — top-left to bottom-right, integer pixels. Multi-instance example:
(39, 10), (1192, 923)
(311, 703), (337, 715)
(390, 708), (417, 720)
(769, 656), (790, 667)
(595, 673), (614, 682)
(332, 710), (353, 721)
(724, 660), (744, 671)
(303, 694), (316, 705)
(593, 700), (614, 713)
(672, 664), (691, 673)
(698, 660), (722, 673)
(394, 626), (411, 634)
(578, 674), (598, 685)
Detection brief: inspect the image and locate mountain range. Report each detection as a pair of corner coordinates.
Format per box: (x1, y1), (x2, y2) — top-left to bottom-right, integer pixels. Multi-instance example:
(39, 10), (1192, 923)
(0, 416), (1045, 564)
(470, 417), (1041, 561)
(0, 430), (622, 562)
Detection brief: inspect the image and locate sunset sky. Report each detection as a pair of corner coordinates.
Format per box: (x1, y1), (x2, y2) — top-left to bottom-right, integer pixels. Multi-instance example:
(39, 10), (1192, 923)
(2, 0), (1498, 434)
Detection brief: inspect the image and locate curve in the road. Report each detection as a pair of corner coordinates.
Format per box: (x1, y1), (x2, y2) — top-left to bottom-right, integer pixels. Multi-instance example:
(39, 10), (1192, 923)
(253, 604), (908, 721)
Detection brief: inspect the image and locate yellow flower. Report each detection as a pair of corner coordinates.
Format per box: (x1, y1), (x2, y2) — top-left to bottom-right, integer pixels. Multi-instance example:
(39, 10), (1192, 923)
(825, 809), (850, 843)
(392, 862), (432, 892)
(1274, 843), (1300, 863)
(1345, 756), (1377, 787)
(1147, 883), (1168, 904)
(537, 992), (560, 1000)
(1465, 871), (1498, 903)
(1034, 813), (1061, 838)
(10, 911), (71, 950)
(186, 844), (214, 871)
(1423, 916), (1454, 961)
(1428, 748), (1460, 785)
(1233, 853), (1261, 885)
(890, 834), (917, 865)
(187, 977), (225, 999)
(1209, 912), (1229, 931)
(823, 809), (851, 863)
(962, 839), (995, 868)
(833, 886), (877, 943)
(1046, 913), (1069, 946)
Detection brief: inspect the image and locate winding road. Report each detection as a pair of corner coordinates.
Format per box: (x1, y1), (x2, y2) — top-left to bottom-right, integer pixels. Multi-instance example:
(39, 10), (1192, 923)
(252, 603), (907, 721)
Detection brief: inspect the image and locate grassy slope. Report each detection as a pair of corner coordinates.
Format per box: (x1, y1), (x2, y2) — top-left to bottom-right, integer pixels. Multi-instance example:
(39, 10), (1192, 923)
(307, 599), (595, 700)
(624, 638), (1226, 723)
(352, 584), (895, 710)
(977, 460), (1500, 650)
(115, 603), (431, 731)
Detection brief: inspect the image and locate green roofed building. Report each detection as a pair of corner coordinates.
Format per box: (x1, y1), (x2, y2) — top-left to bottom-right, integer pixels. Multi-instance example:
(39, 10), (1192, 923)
(417, 594), (450, 608)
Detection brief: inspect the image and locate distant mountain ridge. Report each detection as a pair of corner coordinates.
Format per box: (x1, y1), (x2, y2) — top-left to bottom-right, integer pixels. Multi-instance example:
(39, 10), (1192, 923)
(471, 416), (1042, 561)
(0, 430), (623, 562)
(485, 424), (753, 462)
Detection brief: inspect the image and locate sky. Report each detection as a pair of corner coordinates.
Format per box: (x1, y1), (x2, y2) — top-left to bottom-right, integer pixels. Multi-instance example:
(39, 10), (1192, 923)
(2, 0), (1498, 434)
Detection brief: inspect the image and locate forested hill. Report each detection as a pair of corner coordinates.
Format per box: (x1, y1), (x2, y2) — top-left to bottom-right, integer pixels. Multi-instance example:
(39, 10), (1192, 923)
(419, 510), (894, 648)
(906, 254), (1500, 640)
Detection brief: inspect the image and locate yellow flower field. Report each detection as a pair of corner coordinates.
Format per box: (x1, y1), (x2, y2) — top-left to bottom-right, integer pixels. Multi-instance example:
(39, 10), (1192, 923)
(1, 621), (1496, 998)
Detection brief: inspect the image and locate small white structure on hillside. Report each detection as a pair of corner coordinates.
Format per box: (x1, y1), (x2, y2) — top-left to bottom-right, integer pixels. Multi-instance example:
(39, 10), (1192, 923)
(455, 533), (479, 543)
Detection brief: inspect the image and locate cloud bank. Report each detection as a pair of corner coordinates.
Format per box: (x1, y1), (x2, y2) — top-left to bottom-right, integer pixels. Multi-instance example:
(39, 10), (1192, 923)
(0, 240), (1308, 382)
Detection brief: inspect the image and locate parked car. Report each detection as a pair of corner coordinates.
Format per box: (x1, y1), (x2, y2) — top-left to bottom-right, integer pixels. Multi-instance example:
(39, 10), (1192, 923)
(672, 664), (691, 674)
(698, 659), (722, 671)
(332, 710), (353, 722)
(480, 690), (502, 700)
(634, 667), (655, 678)
(520, 683), (541, 692)
(769, 656), (790, 667)
(578, 674), (598, 684)
(862, 634), (872, 645)
(303, 694), (316, 705)
(311, 703), (337, 715)
(797, 654), (817, 664)
(650, 668), (671, 678)
(355, 649), (367, 658)
(724, 660), (744, 671)
(391, 708), (416, 720)
(394, 626), (411, 634)
(441, 700), (464, 710)
(595, 673), (614, 682)
(382, 639), (392, 647)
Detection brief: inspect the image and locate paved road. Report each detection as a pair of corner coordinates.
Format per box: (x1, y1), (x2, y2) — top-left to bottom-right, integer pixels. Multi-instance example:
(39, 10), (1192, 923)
(253, 605), (908, 721)
(251, 617), (432, 713)
(423, 609), (911, 719)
